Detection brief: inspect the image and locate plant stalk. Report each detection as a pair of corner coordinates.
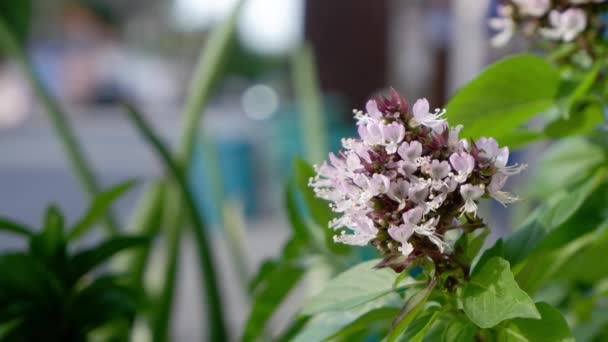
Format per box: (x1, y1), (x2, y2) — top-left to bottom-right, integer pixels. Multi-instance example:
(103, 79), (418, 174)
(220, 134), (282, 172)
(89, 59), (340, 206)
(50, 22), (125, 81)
(0, 17), (120, 235)
(123, 104), (228, 342)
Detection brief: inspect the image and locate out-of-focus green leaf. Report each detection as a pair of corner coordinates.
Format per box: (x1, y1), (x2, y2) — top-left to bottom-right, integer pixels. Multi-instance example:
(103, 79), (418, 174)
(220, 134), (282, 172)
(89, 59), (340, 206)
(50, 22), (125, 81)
(555, 220), (608, 284)
(497, 129), (545, 150)
(68, 275), (139, 333)
(441, 318), (477, 342)
(70, 236), (149, 282)
(242, 263), (305, 342)
(399, 308), (441, 342)
(539, 168), (607, 229)
(326, 307), (400, 341)
(0, 217), (32, 237)
(242, 182), (315, 342)
(501, 168), (607, 267)
(463, 257), (540, 329)
(0, 253), (62, 305)
(528, 137), (605, 198)
(564, 63), (601, 118)
(293, 158), (350, 254)
(69, 180), (137, 241)
(301, 259), (409, 315)
(30, 206), (66, 272)
(0, 0), (31, 49)
(446, 54), (560, 140)
(545, 103), (603, 138)
(387, 280), (436, 342)
(497, 302), (574, 342)
(292, 294), (401, 342)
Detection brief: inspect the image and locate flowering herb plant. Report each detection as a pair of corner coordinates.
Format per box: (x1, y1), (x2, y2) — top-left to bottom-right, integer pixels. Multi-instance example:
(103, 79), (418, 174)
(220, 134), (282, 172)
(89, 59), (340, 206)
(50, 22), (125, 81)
(310, 90), (524, 276)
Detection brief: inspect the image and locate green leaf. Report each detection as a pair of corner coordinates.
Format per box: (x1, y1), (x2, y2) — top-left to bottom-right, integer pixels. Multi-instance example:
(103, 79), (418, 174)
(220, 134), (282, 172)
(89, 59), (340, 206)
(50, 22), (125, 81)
(564, 63), (601, 117)
(0, 217), (32, 237)
(442, 318), (477, 342)
(292, 295), (401, 342)
(497, 302), (574, 342)
(0, 253), (62, 305)
(497, 129), (545, 150)
(534, 179), (608, 252)
(545, 103), (603, 138)
(70, 236), (150, 282)
(242, 263), (305, 342)
(301, 259), (412, 315)
(463, 257), (540, 329)
(293, 159), (350, 255)
(387, 279), (436, 342)
(399, 308), (441, 342)
(528, 137), (605, 198)
(501, 169), (607, 266)
(68, 275), (139, 333)
(0, 0), (31, 49)
(555, 220), (608, 284)
(455, 228), (489, 267)
(539, 168), (607, 229)
(30, 206), (66, 269)
(69, 180), (137, 240)
(325, 307), (400, 341)
(446, 54), (560, 140)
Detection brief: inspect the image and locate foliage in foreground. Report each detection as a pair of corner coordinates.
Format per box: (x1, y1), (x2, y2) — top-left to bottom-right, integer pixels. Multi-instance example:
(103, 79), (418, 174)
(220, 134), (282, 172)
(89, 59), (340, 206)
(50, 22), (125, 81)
(0, 182), (149, 341)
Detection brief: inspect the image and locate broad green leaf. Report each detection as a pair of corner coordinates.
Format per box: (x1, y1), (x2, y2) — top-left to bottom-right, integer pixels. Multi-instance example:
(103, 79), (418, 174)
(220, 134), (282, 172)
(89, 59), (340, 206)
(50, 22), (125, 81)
(514, 226), (601, 293)
(502, 170), (607, 266)
(292, 295), (401, 342)
(497, 129), (545, 150)
(472, 239), (505, 275)
(442, 318), (477, 342)
(545, 103), (603, 138)
(242, 263), (305, 342)
(455, 228), (489, 267)
(399, 308), (441, 342)
(0, 217), (32, 237)
(70, 236), (150, 282)
(325, 307), (400, 341)
(556, 220), (608, 284)
(68, 275), (138, 333)
(69, 180), (137, 240)
(497, 302), (573, 342)
(0, 0), (31, 49)
(539, 168), (607, 228)
(293, 159), (350, 254)
(446, 54), (560, 139)
(0, 253), (62, 304)
(274, 317), (310, 342)
(463, 257), (540, 328)
(302, 259), (411, 315)
(528, 137), (605, 198)
(535, 181), (608, 252)
(387, 280), (436, 342)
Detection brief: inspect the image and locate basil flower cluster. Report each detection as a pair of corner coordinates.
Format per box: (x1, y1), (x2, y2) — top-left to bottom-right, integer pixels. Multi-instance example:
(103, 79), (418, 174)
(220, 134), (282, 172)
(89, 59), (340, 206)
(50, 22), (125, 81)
(490, 0), (607, 47)
(309, 90), (525, 269)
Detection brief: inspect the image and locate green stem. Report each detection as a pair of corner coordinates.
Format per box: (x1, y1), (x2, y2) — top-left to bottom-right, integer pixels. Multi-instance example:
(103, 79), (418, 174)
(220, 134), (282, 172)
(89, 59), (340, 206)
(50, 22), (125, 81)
(128, 180), (166, 286)
(0, 17), (120, 235)
(177, 1), (244, 162)
(123, 104), (228, 342)
(152, 186), (183, 342)
(291, 43), (328, 165)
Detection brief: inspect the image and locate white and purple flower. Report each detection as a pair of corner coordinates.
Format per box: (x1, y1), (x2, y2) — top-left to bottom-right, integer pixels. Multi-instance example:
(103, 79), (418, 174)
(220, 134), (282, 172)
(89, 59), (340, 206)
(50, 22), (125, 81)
(309, 89), (524, 268)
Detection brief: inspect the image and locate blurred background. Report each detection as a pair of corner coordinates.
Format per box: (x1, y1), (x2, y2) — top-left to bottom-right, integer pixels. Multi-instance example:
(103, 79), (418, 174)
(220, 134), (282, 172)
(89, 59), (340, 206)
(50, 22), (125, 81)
(0, 0), (523, 340)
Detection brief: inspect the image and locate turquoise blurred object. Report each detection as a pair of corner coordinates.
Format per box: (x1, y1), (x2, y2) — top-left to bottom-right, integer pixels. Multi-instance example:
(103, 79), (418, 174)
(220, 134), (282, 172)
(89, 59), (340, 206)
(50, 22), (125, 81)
(190, 139), (256, 227)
